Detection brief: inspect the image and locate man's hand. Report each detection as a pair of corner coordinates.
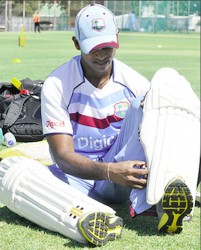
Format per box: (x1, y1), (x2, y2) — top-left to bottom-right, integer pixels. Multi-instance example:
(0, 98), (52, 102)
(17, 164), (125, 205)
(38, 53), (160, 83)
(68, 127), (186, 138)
(108, 161), (148, 189)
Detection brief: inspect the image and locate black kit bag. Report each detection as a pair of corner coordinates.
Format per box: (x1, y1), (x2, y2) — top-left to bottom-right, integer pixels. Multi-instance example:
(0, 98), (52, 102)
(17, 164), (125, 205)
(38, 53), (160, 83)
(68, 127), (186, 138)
(0, 78), (44, 142)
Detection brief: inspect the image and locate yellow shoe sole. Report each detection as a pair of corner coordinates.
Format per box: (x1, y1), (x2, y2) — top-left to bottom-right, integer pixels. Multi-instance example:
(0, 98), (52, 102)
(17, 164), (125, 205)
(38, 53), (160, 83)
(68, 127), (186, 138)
(158, 178), (193, 234)
(78, 212), (123, 246)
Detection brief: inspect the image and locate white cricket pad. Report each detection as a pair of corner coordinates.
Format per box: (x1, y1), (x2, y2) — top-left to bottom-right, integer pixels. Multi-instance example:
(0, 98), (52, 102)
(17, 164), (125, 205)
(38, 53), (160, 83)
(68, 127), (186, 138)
(140, 68), (200, 205)
(0, 156), (115, 244)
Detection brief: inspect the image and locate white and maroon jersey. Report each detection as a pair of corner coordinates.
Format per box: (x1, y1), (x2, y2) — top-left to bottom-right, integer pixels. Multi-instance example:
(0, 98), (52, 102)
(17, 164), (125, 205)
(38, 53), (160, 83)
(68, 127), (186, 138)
(41, 56), (150, 160)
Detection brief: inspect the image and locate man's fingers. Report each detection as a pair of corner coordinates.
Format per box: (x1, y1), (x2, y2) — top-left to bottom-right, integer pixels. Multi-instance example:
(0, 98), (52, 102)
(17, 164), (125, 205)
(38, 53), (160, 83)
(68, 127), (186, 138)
(132, 161), (146, 167)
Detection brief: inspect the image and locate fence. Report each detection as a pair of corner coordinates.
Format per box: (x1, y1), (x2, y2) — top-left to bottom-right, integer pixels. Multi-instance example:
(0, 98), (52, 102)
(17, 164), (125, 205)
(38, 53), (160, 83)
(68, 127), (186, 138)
(0, 0), (200, 32)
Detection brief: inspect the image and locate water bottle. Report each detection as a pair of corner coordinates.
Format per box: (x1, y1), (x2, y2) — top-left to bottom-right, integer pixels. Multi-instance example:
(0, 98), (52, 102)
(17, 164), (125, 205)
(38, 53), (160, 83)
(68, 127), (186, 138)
(0, 128), (4, 144)
(4, 132), (16, 147)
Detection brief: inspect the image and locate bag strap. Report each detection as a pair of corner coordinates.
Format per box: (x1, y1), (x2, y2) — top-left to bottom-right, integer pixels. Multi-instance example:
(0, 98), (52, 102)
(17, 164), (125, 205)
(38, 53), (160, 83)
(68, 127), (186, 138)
(3, 95), (30, 128)
(0, 82), (19, 96)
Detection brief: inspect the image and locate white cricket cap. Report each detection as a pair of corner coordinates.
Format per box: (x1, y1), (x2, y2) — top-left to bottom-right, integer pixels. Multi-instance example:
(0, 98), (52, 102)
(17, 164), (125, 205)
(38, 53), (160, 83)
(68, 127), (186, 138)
(75, 4), (119, 54)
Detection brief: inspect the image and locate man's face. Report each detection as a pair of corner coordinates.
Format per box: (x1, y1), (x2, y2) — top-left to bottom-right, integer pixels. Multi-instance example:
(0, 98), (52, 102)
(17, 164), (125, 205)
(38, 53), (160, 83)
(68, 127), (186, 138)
(81, 47), (116, 74)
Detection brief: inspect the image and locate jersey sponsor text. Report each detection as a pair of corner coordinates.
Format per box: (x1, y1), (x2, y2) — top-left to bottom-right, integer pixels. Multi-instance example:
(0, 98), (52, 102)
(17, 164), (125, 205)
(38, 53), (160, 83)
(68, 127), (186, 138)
(76, 135), (115, 151)
(46, 120), (65, 128)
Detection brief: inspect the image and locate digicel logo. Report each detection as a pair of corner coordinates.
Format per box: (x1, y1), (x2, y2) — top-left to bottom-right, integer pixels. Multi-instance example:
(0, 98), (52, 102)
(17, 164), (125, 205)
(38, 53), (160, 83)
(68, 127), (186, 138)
(46, 120), (65, 128)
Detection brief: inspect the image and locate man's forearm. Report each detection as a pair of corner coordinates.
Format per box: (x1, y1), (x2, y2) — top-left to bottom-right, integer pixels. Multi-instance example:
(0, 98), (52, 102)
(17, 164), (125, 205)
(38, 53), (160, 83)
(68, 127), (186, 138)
(53, 150), (109, 180)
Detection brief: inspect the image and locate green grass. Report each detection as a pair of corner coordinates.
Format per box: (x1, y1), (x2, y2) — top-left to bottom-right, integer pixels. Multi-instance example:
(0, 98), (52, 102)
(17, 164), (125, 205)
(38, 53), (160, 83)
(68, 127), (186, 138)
(0, 31), (200, 250)
(0, 31), (200, 96)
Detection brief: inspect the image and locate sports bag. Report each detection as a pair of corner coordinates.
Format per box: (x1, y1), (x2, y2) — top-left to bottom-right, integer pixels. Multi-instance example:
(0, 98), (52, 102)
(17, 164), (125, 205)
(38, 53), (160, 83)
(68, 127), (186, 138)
(0, 78), (44, 142)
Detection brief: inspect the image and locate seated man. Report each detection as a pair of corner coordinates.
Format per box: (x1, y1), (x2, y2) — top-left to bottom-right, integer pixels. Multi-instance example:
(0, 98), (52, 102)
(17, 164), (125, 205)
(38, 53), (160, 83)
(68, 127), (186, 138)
(0, 3), (200, 247)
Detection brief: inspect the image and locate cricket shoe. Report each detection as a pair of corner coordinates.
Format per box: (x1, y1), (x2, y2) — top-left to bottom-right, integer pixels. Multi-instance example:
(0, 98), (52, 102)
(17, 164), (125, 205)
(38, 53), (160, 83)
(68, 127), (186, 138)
(157, 178), (193, 234)
(78, 212), (123, 246)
